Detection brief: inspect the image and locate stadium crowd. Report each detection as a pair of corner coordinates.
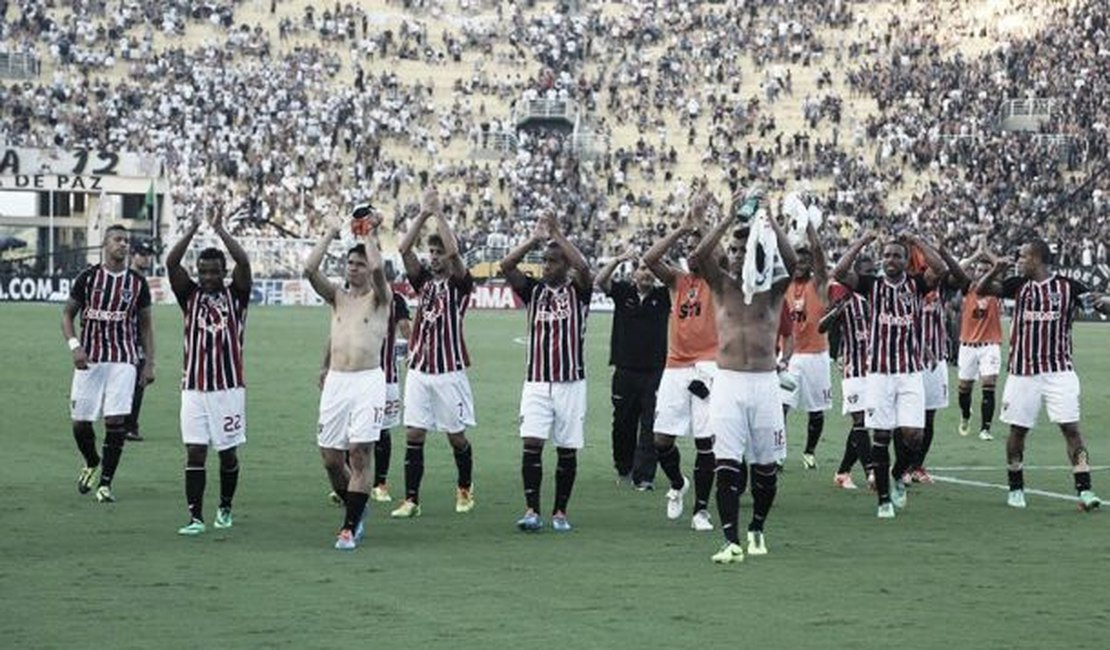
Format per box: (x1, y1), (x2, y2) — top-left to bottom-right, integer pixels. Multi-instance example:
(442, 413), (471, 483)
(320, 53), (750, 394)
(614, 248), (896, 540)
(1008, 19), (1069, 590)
(1, 0), (1108, 277)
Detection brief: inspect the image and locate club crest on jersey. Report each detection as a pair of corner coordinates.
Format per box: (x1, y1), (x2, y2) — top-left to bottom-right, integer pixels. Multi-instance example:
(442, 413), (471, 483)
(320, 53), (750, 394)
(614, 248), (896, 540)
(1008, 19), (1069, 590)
(899, 293), (914, 308)
(1049, 292), (1061, 307)
(121, 288), (133, 302)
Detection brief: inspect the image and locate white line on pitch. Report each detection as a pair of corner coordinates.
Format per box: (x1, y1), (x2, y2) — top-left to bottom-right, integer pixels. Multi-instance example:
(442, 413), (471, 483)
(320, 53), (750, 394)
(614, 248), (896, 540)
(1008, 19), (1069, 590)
(930, 474), (1080, 502)
(928, 465), (1109, 472)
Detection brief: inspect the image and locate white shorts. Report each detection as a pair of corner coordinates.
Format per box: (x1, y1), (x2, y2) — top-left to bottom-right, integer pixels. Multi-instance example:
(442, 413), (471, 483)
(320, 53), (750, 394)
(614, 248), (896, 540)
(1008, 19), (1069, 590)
(70, 362), (136, 421)
(181, 387), (247, 452)
(957, 344), (1002, 382)
(923, 363), (949, 411)
(865, 372), (925, 430)
(1000, 371), (1081, 429)
(383, 382), (401, 430)
(653, 362), (717, 438)
(710, 370), (787, 465)
(403, 369), (476, 433)
(318, 369), (385, 450)
(519, 380), (587, 449)
(781, 352), (833, 412)
(841, 376), (867, 415)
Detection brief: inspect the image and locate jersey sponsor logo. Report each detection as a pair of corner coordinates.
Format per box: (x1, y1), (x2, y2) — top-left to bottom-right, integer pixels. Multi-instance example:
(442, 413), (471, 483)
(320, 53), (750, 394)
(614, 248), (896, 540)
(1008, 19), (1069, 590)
(83, 308), (129, 322)
(877, 313), (914, 327)
(535, 293), (573, 322)
(1022, 311), (1060, 322)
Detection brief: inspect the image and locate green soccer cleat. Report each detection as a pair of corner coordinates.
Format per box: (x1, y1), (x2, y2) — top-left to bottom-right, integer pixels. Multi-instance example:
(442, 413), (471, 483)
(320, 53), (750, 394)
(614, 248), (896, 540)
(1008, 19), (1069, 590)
(370, 484), (392, 503)
(1078, 490), (1101, 512)
(711, 542), (745, 565)
(746, 531), (768, 556)
(213, 508), (233, 529)
(801, 453), (817, 470)
(328, 490), (343, 506)
(455, 487), (475, 513)
(178, 519), (206, 536)
(95, 486), (115, 503)
(1007, 490), (1027, 509)
(77, 466), (98, 495)
(958, 418), (970, 437)
(877, 503), (896, 519)
(390, 499), (422, 519)
(891, 480), (908, 509)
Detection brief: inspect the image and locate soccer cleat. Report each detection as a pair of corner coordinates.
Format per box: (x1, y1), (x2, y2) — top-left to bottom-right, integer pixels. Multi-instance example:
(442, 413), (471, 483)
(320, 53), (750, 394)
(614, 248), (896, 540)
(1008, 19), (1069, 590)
(1007, 490), (1027, 509)
(665, 476), (690, 520)
(877, 503), (896, 518)
(746, 531), (768, 556)
(1078, 490), (1101, 512)
(390, 500), (422, 519)
(95, 486), (115, 503)
(328, 491), (342, 506)
(711, 542), (745, 564)
(213, 507), (234, 529)
(958, 418), (970, 437)
(978, 429), (994, 441)
(891, 480), (908, 509)
(691, 510), (714, 531)
(633, 481), (655, 492)
(124, 431), (144, 442)
(77, 466), (98, 494)
(177, 519), (206, 536)
(910, 468), (934, 484)
(335, 529), (357, 551)
(801, 453), (817, 470)
(455, 487), (475, 513)
(834, 473), (858, 490)
(516, 510), (543, 532)
(370, 484), (392, 503)
(551, 514), (573, 532)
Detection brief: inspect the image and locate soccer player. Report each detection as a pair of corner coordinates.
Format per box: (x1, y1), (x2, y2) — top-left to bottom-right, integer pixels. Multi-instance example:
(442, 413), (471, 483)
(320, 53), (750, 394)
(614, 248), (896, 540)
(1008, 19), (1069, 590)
(392, 189), (477, 518)
(686, 187), (796, 564)
(641, 202), (720, 531)
(124, 239), (155, 442)
(305, 208), (392, 549)
(597, 250), (669, 491)
(818, 256), (876, 490)
(166, 209), (252, 535)
(501, 211), (593, 532)
(780, 221), (832, 470)
(319, 289), (411, 503)
(63, 224), (155, 502)
(833, 231), (946, 518)
(955, 248), (1004, 441)
(976, 238), (1110, 510)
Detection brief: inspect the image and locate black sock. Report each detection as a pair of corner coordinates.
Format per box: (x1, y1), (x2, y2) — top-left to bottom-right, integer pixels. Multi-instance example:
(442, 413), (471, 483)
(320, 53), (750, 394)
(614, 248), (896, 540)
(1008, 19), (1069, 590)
(853, 427), (872, 469)
(335, 487), (349, 504)
(693, 438), (715, 512)
(553, 448), (577, 515)
(73, 422), (99, 467)
(453, 442), (473, 490)
(1008, 468), (1024, 491)
(981, 388), (995, 431)
(404, 441), (425, 503)
(958, 388), (972, 420)
(343, 491), (369, 531)
(1075, 471), (1092, 493)
(837, 425), (865, 474)
(656, 443), (684, 490)
(804, 411), (825, 455)
(98, 423), (127, 487)
(871, 439), (891, 503)
(714, 460), (747, 545)
(748, 464), (778, 532)
(522, 447), (543, 512)
(891, 433), (913, 479)
(186, 464), (206, 522)
(218, 450), (239, 510)
(374, 430), (392, 486)
(920, 411), (936, 466)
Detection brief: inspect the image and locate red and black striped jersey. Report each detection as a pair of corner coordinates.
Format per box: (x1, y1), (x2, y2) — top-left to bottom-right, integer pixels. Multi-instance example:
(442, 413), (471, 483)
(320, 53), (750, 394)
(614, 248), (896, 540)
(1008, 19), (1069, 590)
(854, 274), (929, 374)
(1002, 275), (1087, 376)
(515, 277), (591, 383)
(175, 281), (250, 391)
(922, 289), (947, 363)
(408, 268), (473, 374)
(381, 292), (412, 384)
(70, 265), (151, 364)
(830, 283), (869, 379)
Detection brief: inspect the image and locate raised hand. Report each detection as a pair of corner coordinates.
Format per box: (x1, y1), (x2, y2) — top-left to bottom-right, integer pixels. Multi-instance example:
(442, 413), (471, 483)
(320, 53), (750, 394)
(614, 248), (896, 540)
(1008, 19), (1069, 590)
(422, 187), (441, 215)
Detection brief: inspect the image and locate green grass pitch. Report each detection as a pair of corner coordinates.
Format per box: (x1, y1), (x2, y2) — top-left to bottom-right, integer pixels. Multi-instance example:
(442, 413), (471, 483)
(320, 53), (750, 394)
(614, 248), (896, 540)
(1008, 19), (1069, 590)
(1, 303), (1108, 649)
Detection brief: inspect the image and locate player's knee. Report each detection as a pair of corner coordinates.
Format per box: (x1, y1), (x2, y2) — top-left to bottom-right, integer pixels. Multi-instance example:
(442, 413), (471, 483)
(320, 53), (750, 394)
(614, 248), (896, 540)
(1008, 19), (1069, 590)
(872, 430), (892, 446)
(218, 448), (238, 471)
(406, 428), (427, 444)
(556, 447), (577, 461)
(654, 433), (675, 450)
(694, 437), (714, 452)
(186, 444), (208, 465)
(447, 432), (468, 449)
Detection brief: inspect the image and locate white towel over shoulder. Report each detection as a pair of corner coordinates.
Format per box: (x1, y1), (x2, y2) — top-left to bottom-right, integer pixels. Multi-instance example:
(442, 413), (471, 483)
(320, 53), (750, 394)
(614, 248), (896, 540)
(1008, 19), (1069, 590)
(741, 211), (790, 305)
